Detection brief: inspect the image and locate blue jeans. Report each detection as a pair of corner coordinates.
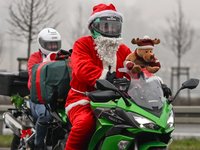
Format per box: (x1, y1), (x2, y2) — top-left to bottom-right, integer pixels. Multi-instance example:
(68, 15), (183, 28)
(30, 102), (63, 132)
(29, 100), (53, 146)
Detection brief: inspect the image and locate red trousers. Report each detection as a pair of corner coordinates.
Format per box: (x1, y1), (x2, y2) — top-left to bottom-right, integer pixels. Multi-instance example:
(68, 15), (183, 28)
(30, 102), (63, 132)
(65, 104), (95, 150)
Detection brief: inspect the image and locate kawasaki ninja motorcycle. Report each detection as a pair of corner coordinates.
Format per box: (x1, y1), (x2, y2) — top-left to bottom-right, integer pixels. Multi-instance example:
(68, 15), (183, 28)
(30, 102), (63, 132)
(85, 70), (199, 150)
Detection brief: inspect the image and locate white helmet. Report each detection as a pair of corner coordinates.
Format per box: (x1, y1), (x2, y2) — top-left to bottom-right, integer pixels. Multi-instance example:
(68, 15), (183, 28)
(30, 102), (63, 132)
(37, 28), (61, 55)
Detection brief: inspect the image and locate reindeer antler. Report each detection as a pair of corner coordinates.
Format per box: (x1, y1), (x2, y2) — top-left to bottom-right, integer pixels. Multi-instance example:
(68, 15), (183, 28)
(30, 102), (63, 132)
(152, 38), (161, 44)
(131, 38), (142, 45)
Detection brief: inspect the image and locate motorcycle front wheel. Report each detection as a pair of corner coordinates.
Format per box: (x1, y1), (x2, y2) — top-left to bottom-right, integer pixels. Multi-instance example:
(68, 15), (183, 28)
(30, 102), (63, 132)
(11, 134), (34, 150)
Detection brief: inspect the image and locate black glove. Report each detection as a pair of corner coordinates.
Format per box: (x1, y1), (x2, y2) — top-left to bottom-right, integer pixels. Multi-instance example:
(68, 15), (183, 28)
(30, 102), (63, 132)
(106, 71), (116, 83)
(161, 84), (172, 98)
(138, 71), (145, 80)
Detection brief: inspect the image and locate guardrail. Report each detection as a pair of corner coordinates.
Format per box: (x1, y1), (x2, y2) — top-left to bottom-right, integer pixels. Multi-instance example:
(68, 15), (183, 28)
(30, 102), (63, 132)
(174, 106), (200, 124)
(0, 105), (200, 135)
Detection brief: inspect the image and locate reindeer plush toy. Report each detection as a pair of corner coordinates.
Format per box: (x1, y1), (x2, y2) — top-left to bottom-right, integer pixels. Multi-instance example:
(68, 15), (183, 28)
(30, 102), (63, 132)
(126, 35), (161, 74)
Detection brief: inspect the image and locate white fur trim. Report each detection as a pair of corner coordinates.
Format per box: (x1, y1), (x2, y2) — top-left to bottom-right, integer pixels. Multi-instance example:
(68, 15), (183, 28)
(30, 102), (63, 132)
(87, 10), (124, 29)
(99, 69), (109, 80)
(94, 69), (108, 88)
(97, 52), (117, 80)
(108, 54), (117, 73)
(71, 88), (85, 94)
(157, 76), (164, 84)
(43, 52), (57, 62)
(43, 57), (48, 62)
(125, 60), (132, 65)
(137, 46), (154, 49)
(65, 100), (90, 115)
(143, 35), (150, 39)
(94, 54), (117, 88)
(155, 59), (160, 63)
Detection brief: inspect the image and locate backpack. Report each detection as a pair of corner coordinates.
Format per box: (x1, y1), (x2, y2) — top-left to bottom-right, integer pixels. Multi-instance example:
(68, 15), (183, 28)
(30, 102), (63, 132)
(30, 50), (72, 105)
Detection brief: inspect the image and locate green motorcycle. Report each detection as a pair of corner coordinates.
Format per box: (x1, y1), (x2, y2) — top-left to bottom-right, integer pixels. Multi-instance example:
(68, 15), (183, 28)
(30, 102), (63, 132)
(85, 71), (199, 150)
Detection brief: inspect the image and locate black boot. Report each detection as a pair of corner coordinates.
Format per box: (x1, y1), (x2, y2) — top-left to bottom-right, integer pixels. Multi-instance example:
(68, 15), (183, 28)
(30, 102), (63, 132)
(34, 145), (45, 150)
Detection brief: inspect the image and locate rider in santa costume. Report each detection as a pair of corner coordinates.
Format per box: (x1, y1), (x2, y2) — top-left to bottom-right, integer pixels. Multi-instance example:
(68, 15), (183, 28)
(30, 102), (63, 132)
(65, 3), (132, 150)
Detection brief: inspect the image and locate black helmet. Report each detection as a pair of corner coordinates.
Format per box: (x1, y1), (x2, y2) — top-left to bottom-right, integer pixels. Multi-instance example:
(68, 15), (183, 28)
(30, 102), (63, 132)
(90, 16), (122, 39)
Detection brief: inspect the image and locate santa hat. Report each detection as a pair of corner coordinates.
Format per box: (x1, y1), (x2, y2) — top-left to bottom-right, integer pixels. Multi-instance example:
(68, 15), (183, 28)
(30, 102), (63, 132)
(87, 3), (124, 29)
(137, 35), (154, 49)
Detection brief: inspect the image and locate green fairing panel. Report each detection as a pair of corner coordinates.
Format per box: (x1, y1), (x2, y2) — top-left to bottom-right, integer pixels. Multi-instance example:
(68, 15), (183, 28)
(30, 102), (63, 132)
(88, 118), (113, 150)
(101, 135), (134, 150)
(139, 141), (167, 150)
(90, 100), (117, 110)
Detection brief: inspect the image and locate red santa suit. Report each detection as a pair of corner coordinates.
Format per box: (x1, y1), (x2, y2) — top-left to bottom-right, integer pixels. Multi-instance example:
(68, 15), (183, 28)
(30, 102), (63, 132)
(27, 51), (44, 90)
(65, 35), (131, 150)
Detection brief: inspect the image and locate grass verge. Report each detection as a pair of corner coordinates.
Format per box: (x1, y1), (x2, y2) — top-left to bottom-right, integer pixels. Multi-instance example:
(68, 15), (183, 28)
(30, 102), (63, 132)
(0, 134), (13, 147)
(0, 135), (200, 149)
(169, 138), (200, 150)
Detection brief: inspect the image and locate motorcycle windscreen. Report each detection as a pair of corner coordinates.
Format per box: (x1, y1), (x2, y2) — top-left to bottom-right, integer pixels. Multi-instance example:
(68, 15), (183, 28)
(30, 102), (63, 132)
(127, 75), (164, 110)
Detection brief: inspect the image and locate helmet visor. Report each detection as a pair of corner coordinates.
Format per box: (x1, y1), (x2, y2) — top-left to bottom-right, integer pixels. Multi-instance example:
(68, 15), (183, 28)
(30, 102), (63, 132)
(91, 17), (122, 37)
(39, 37), (61, 52)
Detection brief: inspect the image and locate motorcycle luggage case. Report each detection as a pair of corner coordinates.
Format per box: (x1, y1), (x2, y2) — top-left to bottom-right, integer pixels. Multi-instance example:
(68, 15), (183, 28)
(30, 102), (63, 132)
(0, 71), (30, 97)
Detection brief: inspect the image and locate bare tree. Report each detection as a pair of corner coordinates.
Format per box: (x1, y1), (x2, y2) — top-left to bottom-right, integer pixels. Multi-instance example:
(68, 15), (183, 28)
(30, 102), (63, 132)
(0, 33), (4, 65)
(162, 0), (195, 89)
(0, 34), (3, 56)
(67, 4), (89, 48)
(7, 0), (60, 58)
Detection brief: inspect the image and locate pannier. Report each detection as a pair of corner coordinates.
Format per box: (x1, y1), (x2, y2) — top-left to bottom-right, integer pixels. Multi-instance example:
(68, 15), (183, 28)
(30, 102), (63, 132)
(30, 50), (72, 105)
(0, 71), (29, 97)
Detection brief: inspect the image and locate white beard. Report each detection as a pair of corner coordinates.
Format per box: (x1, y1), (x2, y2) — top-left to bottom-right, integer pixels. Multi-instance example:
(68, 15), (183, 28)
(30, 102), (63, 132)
(94, 36), (123, 65)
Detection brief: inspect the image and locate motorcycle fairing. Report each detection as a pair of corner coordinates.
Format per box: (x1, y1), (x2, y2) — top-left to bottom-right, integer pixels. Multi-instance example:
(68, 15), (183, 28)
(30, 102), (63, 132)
(88, 118), (113, 150)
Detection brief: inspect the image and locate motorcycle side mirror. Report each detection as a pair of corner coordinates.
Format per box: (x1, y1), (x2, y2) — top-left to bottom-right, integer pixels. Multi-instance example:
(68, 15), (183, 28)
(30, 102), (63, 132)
(96, 79), (131, 106)
(167, 78), (199, 104)
(181, 78), (199, 90)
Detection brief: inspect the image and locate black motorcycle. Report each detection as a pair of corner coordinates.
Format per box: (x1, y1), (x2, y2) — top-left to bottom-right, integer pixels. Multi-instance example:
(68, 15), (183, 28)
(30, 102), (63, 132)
(1, 71), (69, 150)
(3, 97), (69, 150)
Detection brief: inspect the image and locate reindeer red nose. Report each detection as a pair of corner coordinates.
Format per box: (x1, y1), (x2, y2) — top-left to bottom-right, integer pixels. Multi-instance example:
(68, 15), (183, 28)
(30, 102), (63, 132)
(150, 55), (154, 60)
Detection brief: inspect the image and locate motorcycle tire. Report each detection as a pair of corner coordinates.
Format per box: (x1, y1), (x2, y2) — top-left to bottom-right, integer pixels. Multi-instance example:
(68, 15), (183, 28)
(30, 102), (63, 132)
(96, 139), (104, 150)
(53, 138), (67, 150)
(11, 134), (34, 150)
(11, 134), (20, 150)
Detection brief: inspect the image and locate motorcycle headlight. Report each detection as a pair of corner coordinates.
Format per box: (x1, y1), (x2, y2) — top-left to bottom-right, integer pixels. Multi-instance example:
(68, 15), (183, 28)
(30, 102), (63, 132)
(166, 110), (174, 130)
(131, 113), (160, 130)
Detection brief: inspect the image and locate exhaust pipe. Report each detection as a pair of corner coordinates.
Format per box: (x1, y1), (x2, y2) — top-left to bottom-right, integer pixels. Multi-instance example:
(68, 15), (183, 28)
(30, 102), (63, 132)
(3, 112), (24, 137)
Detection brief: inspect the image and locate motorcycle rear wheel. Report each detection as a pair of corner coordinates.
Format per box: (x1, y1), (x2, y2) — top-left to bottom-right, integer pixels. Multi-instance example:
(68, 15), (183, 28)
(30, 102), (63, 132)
(11, 134), (34, 150)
